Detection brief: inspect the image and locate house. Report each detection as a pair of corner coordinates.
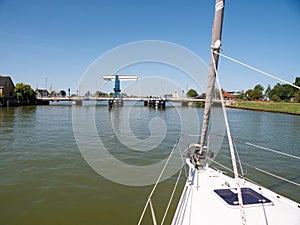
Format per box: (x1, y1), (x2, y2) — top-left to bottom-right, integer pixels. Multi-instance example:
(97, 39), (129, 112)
(0, 76), (15, 99)
(35, 89), (49, 98)
(222, 91), (236, 100)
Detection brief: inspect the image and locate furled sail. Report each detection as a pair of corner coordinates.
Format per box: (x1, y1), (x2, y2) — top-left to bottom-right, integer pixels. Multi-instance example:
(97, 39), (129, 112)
(200, 0), (225, 147)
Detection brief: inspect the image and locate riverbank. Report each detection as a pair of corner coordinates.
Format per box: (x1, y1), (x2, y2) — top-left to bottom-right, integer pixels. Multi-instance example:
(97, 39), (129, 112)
(0, 99), (49, 107)
(228, 101), (300, 115)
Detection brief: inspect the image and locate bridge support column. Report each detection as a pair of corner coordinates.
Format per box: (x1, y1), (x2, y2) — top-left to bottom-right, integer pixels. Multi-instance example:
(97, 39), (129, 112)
(182, 101), (189, 106)
(74, 100), (82, 105)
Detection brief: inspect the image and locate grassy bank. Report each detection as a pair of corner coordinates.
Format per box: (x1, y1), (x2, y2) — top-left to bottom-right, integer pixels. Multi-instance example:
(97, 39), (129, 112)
(228, 101), (300, 115)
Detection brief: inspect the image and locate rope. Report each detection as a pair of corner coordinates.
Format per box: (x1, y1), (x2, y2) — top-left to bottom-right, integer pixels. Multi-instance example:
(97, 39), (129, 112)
(209, 150), (300, 200)
(216, 52), (300, 90)
(160, 169), (183, 225)
(137, 139), (180, 225)
(233, 140), (245, 177)
(178, 145), (189, 178)
(181, 133), (202, 137)
(208, 158), (234, 173)
(189, 173), (196, 225)
(208, 132), (300, 188)
(214, 153), (300, 187)
(241, 161), (300, 187)
(245, 142), (300, 160)
(212, 50), (247, 225)
(149, 197), (158, 225)
(210, 133), (300, 161)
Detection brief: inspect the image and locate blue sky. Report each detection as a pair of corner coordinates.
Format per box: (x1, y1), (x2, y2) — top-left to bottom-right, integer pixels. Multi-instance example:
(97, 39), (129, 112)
(0, 0), (299, 96)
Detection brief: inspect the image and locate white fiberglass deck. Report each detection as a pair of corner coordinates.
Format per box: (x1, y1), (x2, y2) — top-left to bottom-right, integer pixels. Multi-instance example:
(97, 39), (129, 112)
(172, 163), (300, 225)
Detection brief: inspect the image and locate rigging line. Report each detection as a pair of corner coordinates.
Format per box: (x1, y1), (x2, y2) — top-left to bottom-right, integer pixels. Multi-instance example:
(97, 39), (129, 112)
(181, 133), (201, 137)
(259, 189), (270, 225)
(149, 197), (158, 225)
(241, 161), (300, 187)
(212, 50), (247, 225)
(216, 52), (300, 90)
(210, 153), (284, 189)
(160, 169), (183, 225)
(208, 157), (251, 182)
(189, 174), (195, 225)
(245, 142), (300, 160)
(137, 139), (180, 225)
(207, 158), (234, 173)
(218, 153), (300, 187)
(209, 132), (300, 160)
(178, 146), (188, 178)
(233, 140), (245, 177)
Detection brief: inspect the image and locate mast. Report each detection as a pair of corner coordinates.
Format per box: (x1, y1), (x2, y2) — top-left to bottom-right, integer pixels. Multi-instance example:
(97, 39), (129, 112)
(200, 0), (225, 147)
(200, 2), (247, 224)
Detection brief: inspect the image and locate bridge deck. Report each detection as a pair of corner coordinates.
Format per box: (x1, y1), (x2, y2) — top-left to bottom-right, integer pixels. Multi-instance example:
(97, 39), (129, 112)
(37, 97), (207, 102)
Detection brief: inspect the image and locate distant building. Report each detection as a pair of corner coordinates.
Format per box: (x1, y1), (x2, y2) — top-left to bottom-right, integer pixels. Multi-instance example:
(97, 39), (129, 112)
(35, 89), (49, 98)
(222, 91), (236, 100)
(173, 90), (179, 98)
(0, 76), (15, 99)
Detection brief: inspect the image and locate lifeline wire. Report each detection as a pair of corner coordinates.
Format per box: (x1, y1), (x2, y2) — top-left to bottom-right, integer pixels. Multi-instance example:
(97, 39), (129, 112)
(210, 133), (300, 161)
(216, 153), (300, 187)
(216, 52), (300, 90)
(137, 139), (180, 225)
(245, 142), (300, 160)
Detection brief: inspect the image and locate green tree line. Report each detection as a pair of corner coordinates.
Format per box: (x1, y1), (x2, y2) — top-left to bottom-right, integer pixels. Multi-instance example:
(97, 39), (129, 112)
(235, 77), (300, 102)
(14, 83), (36, 104)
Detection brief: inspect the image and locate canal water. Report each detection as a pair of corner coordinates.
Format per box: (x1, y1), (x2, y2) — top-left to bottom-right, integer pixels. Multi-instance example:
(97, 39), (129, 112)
(0, 105), (299, 225)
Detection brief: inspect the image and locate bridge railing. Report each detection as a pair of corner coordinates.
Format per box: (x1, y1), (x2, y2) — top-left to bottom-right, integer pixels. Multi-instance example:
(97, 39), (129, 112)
(37, 96), (208, 102)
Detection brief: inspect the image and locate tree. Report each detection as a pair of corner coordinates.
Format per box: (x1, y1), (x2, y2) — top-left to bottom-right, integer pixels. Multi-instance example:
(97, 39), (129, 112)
(0, 93), (3, 105)
(270, 83), (294, 101)
(253, 84), (264, 100)
(49, 91), (57, 97)
(270, 94), (281, 102)
(14, 83), (36, 103)
(95, 91), (109, 97)
(294, 90), (300, 102)
(59, 90), (66, 97)
(264, 85), (271, 100)
(294, 77), (300, 87)
(270, 83), (283, 101)
(235, 90), (246, 100)
(200, 93), (206, 99)
(282, 84), (295, 100)
(245, 89), (253, 100)
(293, 77), (300, 102)
(245, 84), (264, 100)
(187, 89), (198, 98)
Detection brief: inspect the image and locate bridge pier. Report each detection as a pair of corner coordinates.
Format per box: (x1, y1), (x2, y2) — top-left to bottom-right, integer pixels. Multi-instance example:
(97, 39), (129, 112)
(144, 98), (166, 109)
(182, 101), (193, 106)
(108, 98), (123, 108)
(74, 100), (82, 105)
(181, 101), (189, 106)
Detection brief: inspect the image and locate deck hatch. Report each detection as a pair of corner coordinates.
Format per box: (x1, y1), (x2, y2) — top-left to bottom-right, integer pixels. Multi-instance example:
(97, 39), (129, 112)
(214, 188), (272, 206)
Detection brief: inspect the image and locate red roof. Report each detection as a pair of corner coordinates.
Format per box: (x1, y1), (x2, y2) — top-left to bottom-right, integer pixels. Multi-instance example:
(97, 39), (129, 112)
(222, 91), (235, 99)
